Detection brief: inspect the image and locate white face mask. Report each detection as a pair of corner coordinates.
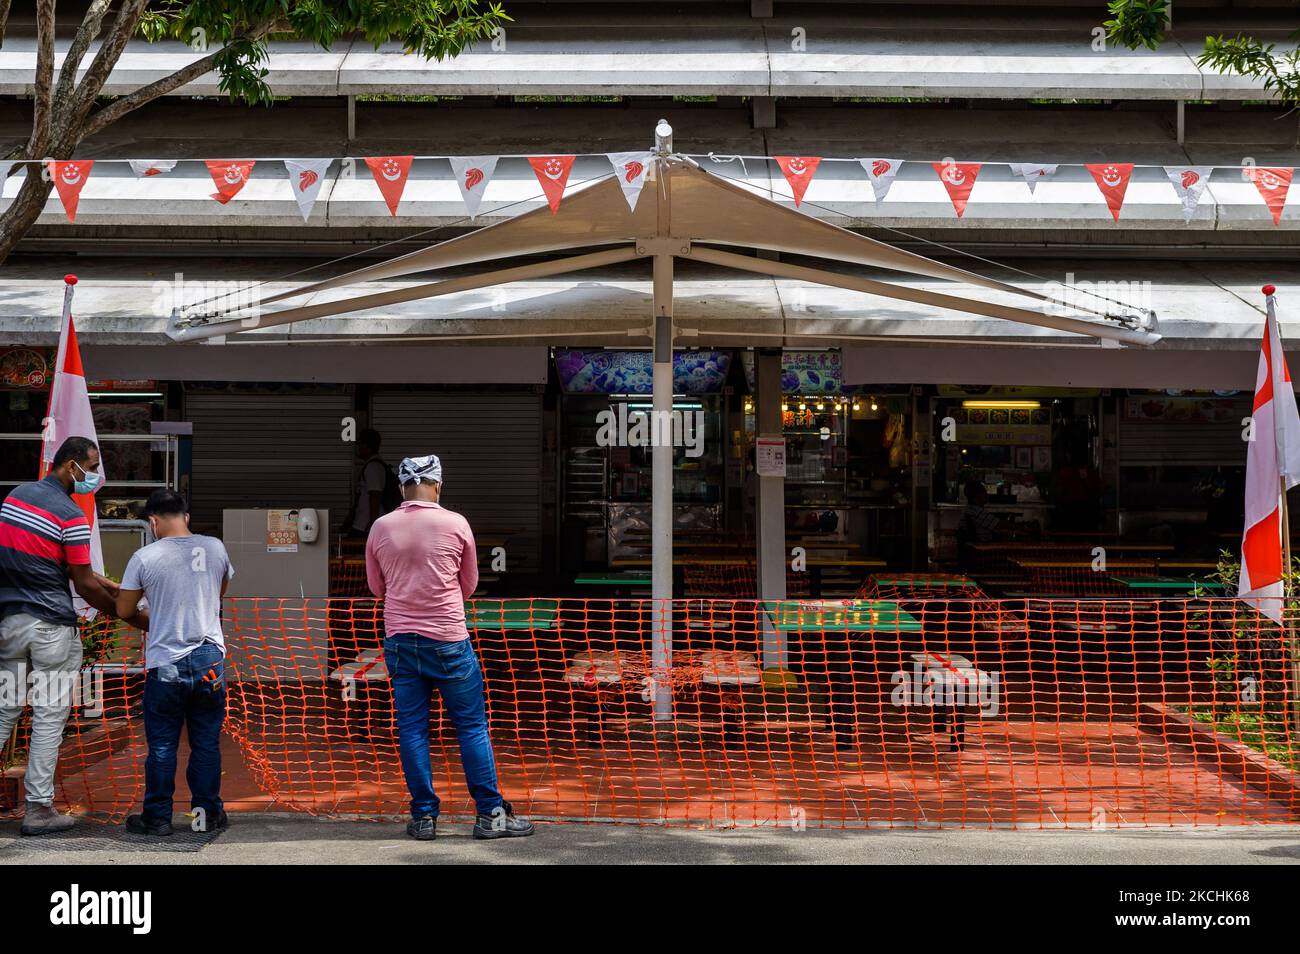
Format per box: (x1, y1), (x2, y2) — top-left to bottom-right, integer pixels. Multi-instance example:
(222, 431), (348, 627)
(70, 460), (103, 495)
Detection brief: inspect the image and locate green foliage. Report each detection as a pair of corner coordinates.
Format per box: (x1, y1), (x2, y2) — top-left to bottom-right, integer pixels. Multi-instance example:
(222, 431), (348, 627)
(1103, 1), (1300, 108)
(1103, 0), (1171, 51)
(1186, 707), (1299, 771)
(137, 1), (511, 106)
(1186, 549), (1299, 766)
(1199, 34), (1300, 111)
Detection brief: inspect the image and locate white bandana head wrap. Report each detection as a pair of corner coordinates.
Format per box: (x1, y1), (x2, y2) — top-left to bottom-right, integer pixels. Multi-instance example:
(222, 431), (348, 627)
(398, 454), (442, 486)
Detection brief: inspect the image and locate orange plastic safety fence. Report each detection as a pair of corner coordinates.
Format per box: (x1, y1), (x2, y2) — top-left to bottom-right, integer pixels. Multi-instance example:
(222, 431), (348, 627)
(4, 597), (1298, 828)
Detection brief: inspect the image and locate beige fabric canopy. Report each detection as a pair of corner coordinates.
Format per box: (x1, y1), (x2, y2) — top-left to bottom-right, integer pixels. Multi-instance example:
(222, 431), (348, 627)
(168, 154), (1161, 347)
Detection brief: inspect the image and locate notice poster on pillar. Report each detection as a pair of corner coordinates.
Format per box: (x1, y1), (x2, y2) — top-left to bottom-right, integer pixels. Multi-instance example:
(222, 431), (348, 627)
(756, 436), (787, 477)
(266, 509), (300, 553)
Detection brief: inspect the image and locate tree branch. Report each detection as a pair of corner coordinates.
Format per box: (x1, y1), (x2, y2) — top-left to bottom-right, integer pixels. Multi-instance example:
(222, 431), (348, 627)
(54, 0), (148, 150)
(79, 22), (279, 144)
(25, 0), (55, 159)
(0, 0), (14, 49)
(78, 45), (225, 142)
(52, 0), (114, 115)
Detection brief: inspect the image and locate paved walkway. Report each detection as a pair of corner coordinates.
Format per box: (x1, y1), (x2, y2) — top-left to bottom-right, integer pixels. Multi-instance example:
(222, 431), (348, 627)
(2, 814), (1298, 865)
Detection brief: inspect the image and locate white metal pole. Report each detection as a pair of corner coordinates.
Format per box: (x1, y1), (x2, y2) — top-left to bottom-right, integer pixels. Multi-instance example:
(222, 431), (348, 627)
(651, 255), (674, 721)
(649, 119), (676, 722)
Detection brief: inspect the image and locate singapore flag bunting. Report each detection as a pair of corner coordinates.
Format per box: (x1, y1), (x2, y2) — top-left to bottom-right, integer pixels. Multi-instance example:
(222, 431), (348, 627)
(859, 158), (902, 203)
(205, 160), (255, 204)
(774, 156), (822, 207)
(48, 161), (94, 223)
(450, 156), (499, 219)
(364, 156), (415, 216)
(1240, 287), (1300, 624)
(605, 152), (653, 211)
(1086, 162), (1134, 222)
(1165, 166), (1214, 223)
(932, 161), (981, 218)
(284, 159), (333, 222)
(529, 156), (576, 214)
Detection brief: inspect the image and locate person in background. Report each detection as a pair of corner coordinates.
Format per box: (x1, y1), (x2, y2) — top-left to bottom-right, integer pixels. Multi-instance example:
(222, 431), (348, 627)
(956, 480), (1011, 570)
(347, 428), (392, 537)
(1052, 450), (1103, 533)
(116, 489), (234, 836)
(0, 436), (128, 836)
(366, 454), (533, 842)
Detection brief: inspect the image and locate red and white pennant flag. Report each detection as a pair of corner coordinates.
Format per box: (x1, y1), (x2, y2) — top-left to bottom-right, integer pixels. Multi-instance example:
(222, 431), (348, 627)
(774, 156), (821, 207)
(932, 161), (981, 218)
(859, 158), (902, 203)
(1240, 286), (1300, 624)
(284, 158), (332, 222)
(529, 155), (576, 214)
(1086, 162), (1134, 222)
(1008, 162), (1058, 194)
(47, 160), (94, 223)
(205, 160), (255, 205)
(127, 159), (177, 178)
(606, 152), (653, 211)
(40, 276), (106, 616)
(364, 156), (414, 217)
(1165, 166), (1213, 223)
(1247, 167), (1293, 226)
(450, 156), (498, 219)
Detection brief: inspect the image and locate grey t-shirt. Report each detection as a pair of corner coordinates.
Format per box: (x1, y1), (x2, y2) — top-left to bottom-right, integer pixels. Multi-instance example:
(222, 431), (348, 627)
(121, 534), (234, 670)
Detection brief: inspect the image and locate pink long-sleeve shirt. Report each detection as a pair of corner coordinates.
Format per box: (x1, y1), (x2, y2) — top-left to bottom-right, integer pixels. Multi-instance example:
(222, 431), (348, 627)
(364, 500), (478, 641)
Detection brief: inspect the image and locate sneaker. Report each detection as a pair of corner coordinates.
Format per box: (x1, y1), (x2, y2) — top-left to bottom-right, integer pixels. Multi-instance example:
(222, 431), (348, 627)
(406, 816), (437, 841)
(20, 802), (75, 836)
(188, 809), (228, 833)
(473, 801), (535, 840)
(125, 813), (174, 836)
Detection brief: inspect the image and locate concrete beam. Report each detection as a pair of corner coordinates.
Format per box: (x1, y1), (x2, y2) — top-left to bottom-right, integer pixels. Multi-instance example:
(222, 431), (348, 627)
(1, 15), (1291, 102)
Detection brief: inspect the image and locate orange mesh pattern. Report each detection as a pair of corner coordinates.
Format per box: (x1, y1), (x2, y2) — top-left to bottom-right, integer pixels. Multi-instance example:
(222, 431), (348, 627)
(3, 597), (1297, 828)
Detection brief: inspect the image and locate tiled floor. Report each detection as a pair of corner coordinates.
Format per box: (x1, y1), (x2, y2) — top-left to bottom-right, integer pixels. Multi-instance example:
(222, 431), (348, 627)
(36, 715), (1294, 828)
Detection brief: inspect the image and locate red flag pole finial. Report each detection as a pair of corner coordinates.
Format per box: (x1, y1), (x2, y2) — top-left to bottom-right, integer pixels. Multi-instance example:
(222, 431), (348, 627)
(1263, 284), (1276, 296)
(64, 274), (78, 285)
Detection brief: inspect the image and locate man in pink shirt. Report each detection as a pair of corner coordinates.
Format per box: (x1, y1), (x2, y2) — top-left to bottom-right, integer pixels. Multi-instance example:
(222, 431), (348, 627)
(366, 454), (533, 842)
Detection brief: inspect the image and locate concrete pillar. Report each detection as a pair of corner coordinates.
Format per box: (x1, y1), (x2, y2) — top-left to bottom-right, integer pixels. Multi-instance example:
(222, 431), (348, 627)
(755, 347), (787, 669)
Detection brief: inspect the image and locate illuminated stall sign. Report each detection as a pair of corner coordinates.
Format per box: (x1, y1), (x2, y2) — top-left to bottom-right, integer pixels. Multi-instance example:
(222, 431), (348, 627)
(555, 350), (730, 394)
(740, 350), (862, 395)
(0, 347), (54, 389)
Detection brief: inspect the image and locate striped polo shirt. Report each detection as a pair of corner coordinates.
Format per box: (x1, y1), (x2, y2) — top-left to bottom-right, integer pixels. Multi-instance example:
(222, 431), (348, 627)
(0, 474), (92, 626)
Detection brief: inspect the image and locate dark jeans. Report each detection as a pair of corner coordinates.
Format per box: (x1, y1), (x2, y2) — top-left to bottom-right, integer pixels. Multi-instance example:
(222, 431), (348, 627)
(383, 633), (504, 818)
(142, 642), (226, 822)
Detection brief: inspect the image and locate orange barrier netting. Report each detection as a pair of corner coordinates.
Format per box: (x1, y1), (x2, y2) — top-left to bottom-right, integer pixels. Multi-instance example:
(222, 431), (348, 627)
(3, 597), (1298, 828)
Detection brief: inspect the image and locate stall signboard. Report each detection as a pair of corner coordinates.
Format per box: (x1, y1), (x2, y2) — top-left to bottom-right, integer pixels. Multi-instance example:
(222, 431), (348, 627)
(1122, 395), (1243, 424)
(756, 436), (787, 477)
(937, 385), (1099, 398)
(266, 509), (300, 553)
(0, 347), (54, 389)
(952, 405), (1051, 446)
(87, 379), (159, 391)
(741, 350), (863, 395)
(556, 350), (730, 394)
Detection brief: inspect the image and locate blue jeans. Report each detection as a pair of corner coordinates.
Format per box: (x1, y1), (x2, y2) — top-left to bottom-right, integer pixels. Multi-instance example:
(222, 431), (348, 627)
(383, 634), (504, 818)
(142, 642), (225, 821)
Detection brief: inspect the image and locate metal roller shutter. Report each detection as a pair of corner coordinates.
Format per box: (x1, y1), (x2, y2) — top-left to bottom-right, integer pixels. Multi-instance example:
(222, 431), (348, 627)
(1117, 396), (1250, 467)
(184, 390), (355, 531)
(370, 389), (543, 572)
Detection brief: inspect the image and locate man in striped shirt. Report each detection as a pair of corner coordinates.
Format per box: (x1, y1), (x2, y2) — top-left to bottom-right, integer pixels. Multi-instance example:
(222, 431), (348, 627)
(0, 437), (127, 835)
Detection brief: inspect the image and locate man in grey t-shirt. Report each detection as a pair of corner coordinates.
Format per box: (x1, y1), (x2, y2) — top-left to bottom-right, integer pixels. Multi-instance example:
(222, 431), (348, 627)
(116, 489), (234, 836)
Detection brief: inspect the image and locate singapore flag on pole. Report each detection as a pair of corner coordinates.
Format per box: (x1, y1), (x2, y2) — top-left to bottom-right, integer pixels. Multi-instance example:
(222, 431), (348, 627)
(40, 277), (105, 615)
(1240, 287), (1300, 623)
